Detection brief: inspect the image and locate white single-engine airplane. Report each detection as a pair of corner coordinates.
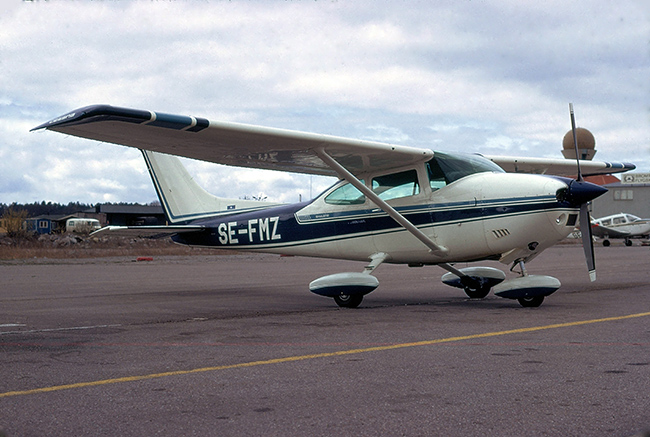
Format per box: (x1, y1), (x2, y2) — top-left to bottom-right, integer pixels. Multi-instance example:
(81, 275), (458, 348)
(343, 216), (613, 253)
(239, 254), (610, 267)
(591, 213), (650, 246)
(33, 104), (635, 308)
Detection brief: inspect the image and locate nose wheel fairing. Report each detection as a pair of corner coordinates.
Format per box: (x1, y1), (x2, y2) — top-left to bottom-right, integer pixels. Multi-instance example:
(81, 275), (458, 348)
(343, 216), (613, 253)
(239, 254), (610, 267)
(492, 275), (561, 299)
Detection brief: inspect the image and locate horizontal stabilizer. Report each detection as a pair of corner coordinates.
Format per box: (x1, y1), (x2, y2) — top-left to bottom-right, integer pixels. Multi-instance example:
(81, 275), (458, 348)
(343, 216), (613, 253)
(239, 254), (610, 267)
(91, 225), (204, 239)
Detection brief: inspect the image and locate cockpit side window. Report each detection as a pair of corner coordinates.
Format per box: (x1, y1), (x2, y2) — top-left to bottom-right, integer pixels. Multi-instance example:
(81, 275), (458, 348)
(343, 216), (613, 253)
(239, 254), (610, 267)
(426, 152), (504, 190)
(372, 170), (420, 201)
(324, 181), (366, 205)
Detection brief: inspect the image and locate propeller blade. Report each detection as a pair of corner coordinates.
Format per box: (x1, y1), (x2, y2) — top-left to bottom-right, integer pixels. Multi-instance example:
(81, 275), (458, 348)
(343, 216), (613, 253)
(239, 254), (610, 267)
(570, 104), (597, 281)
(569, 103), (583, 181)
(580, 203), (596, 282)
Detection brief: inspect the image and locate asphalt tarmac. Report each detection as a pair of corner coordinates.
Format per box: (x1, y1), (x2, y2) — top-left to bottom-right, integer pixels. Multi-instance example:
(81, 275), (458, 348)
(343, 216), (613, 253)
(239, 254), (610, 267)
(1, 244), (649, 436)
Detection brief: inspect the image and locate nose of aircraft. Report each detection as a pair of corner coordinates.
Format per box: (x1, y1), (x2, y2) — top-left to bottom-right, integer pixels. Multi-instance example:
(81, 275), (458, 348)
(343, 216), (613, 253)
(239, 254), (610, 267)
(559, 179), (608, 206)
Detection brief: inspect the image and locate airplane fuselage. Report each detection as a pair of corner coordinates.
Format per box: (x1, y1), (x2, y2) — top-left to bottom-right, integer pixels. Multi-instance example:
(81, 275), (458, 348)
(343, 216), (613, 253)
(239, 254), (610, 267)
(592, 213), (650, 241)
(174, 172), (580, 265)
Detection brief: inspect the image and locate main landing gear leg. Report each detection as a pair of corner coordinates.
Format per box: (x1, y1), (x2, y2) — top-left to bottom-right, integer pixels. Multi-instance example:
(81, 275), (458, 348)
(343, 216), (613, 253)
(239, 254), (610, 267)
(312, 253), (387, 309)
(512, 260), (545, 308)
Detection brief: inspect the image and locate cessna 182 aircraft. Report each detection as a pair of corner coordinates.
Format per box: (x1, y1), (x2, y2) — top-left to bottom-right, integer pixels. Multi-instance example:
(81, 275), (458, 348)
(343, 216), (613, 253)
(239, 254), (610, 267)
(32, 104), (635, 308)
(591, 213), (650, 246)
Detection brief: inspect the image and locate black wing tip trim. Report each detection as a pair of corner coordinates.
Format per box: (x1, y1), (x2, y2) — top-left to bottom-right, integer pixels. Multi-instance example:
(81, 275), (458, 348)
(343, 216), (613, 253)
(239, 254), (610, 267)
(31, 105), (151, 131)
(604, 161), (636, 172)
(31, 104), (211, 133)
(583, 162), (637, 177)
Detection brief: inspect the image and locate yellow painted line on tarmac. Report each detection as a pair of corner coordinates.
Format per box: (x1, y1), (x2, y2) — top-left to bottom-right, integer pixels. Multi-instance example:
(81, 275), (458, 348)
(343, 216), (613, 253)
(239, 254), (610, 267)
(2, 311), (649, 398)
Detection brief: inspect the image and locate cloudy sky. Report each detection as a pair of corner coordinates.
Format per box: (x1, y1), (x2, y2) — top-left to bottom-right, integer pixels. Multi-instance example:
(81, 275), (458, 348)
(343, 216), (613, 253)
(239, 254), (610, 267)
(1, 0), (648, 205)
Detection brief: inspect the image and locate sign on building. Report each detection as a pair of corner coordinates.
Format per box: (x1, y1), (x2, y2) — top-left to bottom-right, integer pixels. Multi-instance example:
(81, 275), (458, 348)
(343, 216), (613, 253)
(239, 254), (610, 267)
(621, 173), (650, 184)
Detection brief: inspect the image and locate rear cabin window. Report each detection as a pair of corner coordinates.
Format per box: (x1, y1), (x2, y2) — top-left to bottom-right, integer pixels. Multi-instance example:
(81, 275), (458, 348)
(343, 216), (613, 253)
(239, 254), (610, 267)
(372, 170), (420, 201)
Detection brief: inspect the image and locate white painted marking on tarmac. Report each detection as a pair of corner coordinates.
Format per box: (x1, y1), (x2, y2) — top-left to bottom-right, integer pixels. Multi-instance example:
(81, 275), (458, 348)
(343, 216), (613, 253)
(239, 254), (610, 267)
(0, 324), (26, 328)
(0, 324), (121, 335)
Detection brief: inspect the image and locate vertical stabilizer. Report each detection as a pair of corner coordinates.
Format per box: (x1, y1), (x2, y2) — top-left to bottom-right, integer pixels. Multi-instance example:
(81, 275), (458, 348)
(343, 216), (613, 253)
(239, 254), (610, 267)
(142, 150), (280, 224)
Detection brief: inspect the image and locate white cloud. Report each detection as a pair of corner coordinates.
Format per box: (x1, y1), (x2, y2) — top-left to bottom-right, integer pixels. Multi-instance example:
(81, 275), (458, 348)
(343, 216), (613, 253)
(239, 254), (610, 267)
(1, 0), (648, 207)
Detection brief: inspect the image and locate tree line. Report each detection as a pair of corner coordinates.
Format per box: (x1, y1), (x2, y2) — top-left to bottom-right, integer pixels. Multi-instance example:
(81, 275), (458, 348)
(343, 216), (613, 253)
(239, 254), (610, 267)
(0, 201), (159, 218)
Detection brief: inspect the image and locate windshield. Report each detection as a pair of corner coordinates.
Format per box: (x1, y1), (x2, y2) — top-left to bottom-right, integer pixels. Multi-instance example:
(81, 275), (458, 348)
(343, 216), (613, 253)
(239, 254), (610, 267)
(427, 152), (503, 188)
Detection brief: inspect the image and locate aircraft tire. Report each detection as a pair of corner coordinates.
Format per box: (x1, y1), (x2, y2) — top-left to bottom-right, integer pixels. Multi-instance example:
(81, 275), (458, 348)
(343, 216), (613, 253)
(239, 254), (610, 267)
(517, 296), (544, 308)
(334, 294), (363, 308)
(603, 240), (610, 247)
(464, 286), (490, 299)
(625, 239), (633, 246)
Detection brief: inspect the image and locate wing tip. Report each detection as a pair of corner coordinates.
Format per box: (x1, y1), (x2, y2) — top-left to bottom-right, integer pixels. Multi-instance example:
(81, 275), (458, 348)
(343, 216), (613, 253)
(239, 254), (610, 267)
(30, 105), (155, 132)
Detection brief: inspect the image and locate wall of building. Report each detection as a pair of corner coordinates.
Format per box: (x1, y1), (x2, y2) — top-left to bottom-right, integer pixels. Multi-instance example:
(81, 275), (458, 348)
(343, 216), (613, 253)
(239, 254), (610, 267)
(591, 183), (650, 219)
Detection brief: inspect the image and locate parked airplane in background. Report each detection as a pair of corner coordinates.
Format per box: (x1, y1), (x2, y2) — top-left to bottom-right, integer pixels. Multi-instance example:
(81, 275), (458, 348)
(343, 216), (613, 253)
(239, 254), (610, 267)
(33, 104), (635, 308)
(591, 213), (650, 246)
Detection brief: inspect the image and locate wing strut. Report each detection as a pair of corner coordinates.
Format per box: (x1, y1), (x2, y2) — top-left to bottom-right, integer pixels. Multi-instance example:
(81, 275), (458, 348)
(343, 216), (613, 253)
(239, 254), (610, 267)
(316, 148), (448, 256)
(315, 149), (478, 281)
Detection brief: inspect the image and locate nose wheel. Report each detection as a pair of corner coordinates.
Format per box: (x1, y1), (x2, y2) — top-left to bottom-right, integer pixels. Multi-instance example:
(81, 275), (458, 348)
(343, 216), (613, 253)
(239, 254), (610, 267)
(490, 260), (560, 307)
(463, 285), (491, 299)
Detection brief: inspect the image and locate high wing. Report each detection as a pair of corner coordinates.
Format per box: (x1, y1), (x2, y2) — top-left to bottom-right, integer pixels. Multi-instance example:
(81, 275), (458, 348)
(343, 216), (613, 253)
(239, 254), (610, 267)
(32, 105), (635, 178)
(32, 105), (432, 177)
(484, 155), (635, 177)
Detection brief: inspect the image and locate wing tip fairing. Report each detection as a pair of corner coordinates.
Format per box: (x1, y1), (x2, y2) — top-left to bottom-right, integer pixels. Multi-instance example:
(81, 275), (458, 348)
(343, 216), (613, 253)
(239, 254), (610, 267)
(31, 104), (214, 134)
(31, 105), (150, 132)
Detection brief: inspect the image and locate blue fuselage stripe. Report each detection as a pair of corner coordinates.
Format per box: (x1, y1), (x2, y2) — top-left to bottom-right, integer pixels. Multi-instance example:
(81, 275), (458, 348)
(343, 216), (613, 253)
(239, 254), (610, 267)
(173, 197), (569, 249)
